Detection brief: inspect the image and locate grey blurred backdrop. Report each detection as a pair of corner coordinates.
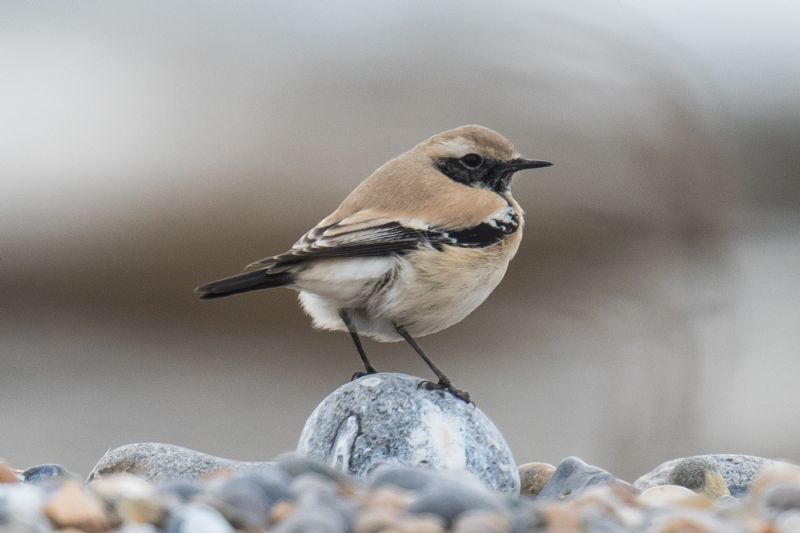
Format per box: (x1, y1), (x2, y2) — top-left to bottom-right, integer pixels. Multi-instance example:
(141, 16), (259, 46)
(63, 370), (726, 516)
(1, 1), (799, 480)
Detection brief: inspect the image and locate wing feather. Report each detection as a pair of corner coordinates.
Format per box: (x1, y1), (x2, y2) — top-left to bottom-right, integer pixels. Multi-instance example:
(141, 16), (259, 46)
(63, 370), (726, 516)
(249, 218), (433, 268)
(247, 207), (519, 270)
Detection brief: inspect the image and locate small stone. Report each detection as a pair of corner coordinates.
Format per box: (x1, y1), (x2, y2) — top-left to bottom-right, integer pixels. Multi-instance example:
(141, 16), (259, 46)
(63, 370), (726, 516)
(270, 500), (296, 524)
(555, 484), (643, 531)
(0, 461), (19, 483)
(0, 483), (49, 530)
(20, 464), (70, 484)
(510, 504), (548, 533)
(395, 514), (446, 533)
(587, 517), (631, 532)
(749, 462), (800, 498)
(367, 465), (439, 492)
(763, 484), (800, 513)
(634, 454), (780, 498)
(667, 457), (730, 498)
(518, 463), (555, 498)
(155, 479), (204, 503)
(90, 472), (166, 525)
(637, 485), (698, 507)
(538, 504), (582, 532)
(290, 472), (339, 502)
(235, 468), (293, 505)
(91, 472), (154, 501)
(297, 373), (520, 494)
(361, 486), (413, 512)
(44, 480), (116, 531)
(167, 503), (234, 533)
(89, 442), (278, 482)
(117, 497), (167, 526)
(776, 511), (800, 533)
(453, 510), (512, 533)
(208, 474), (272, 528)
(117, 524), (161, 533)
(407, 475), (506, 527)
(275, 452), (352, 484)
(535, 457), (621, 502)
(272, 503), (347, 533)
(354, 508), (399, 533)
(645, 511), (723, 532)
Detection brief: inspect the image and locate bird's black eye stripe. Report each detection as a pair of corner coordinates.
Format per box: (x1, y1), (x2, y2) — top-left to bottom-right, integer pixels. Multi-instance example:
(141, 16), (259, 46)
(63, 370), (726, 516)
(460, 153), (483, 169)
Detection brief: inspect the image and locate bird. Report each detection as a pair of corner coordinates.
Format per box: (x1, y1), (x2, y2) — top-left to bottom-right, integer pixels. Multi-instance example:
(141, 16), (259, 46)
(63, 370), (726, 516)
(195, 125), (552, 402)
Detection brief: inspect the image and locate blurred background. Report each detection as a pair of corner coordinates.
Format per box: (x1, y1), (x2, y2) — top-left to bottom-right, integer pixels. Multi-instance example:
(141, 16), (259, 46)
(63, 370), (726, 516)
(1, 0), (799, 480)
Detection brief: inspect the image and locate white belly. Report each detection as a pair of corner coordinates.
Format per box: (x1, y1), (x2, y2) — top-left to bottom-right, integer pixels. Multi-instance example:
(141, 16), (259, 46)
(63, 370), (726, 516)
(295, 245), (512, 342)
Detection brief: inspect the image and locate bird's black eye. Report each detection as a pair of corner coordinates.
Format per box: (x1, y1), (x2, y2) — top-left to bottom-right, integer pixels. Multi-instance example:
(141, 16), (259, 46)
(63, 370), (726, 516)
(460, 153), (483, 169)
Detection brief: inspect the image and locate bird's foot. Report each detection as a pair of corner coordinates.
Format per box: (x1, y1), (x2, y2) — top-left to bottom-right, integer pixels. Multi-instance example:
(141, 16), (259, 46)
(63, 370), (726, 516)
(351, 369), (379, 381)
(418, 380), (472, 404)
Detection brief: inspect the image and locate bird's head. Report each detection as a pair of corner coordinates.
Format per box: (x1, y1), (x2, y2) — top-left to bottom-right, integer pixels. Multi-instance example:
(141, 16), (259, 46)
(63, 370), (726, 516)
(420, 125), (552, 193)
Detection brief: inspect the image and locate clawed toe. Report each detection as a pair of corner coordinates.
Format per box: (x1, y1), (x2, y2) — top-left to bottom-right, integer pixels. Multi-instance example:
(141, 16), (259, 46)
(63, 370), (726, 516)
(418, 380), (472, 404)
(351, 369), (378, 381)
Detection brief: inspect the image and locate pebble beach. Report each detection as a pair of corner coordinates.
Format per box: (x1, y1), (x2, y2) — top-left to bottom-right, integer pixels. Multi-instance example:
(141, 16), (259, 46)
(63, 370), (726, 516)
(3, 374), (799, 532)
(3, 451), (800, 532)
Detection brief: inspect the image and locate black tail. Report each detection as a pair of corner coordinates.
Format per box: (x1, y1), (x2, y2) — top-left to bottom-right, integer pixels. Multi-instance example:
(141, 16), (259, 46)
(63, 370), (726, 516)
(195, 269), (293, 299)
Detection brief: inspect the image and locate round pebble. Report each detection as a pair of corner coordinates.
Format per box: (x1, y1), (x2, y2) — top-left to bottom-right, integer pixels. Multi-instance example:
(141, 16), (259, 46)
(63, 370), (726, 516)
(407, 475), (507, 527)
(763, 484), (800, 514)
(637, 485), (697, 507)
(518, 462), (555, 498)
(44, 481), (116, 531)
(272, 503), (348, 533)
(20, 464), (70, 484)
(0, 483), (49, 530)
(167, 503), (234, 533)
(155, 479), (204, 503)
(209, 474), (272, 528)
(297, 373), (520, 495)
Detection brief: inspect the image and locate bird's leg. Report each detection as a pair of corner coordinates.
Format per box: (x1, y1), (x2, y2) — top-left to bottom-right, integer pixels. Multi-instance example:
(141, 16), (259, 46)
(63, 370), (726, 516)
(393, 324), (471, 403)
(339, 310), (378, 380)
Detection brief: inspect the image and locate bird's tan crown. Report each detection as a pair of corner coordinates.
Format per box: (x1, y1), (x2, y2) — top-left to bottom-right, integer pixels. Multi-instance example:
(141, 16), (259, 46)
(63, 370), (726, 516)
(418, 125), (520, 162)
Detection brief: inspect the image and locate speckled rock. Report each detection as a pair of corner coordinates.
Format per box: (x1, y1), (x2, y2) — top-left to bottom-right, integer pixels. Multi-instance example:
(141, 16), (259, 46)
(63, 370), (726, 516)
(88, 443), (279, 482)
(535, 457), (625, 502)
(634, 454), (780, 497)
(666, 457), (730, 498)
(297, 373), (519, 495)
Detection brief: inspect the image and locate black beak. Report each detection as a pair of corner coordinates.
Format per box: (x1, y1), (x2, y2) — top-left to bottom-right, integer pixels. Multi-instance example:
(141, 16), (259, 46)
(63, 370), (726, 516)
(504, 158), (553, 172)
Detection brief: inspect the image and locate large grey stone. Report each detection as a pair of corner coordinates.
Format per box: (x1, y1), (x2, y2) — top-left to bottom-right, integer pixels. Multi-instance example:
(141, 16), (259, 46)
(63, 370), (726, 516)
(634, 454), (780, 498)
(296, 373), (520, 495)
(88, 443), (280, 483)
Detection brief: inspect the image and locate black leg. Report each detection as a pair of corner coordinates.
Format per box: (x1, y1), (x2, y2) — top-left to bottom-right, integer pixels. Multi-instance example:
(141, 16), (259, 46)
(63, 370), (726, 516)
(339, 310), (378, 379)
(394, 324), (471, 403)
